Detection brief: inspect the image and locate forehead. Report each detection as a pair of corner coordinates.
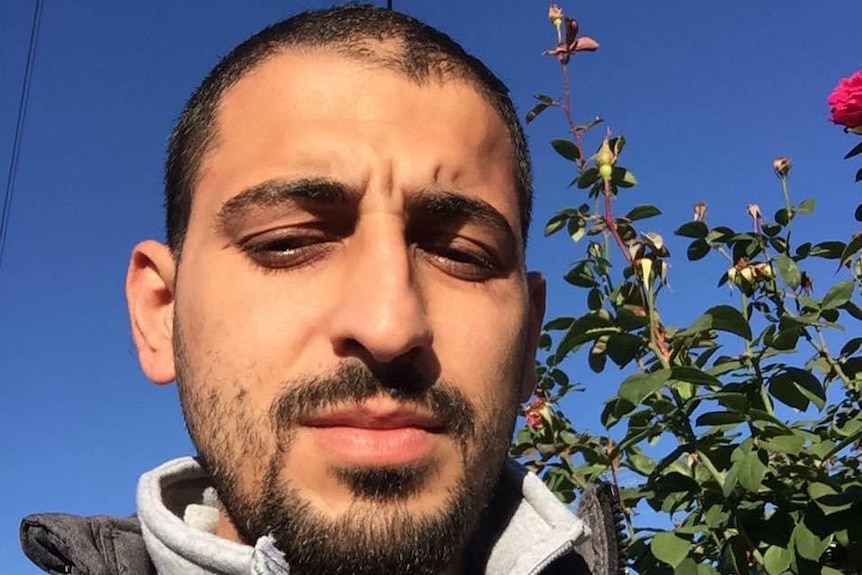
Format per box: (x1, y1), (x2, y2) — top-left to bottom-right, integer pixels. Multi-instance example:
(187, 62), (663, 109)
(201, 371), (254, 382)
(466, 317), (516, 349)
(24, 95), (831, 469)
(190, 49), (520, 236)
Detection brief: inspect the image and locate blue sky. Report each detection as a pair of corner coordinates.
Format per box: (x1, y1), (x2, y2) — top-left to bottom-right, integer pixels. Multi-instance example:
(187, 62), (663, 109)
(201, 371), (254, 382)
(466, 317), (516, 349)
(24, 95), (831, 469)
(1, 2), (861, 573)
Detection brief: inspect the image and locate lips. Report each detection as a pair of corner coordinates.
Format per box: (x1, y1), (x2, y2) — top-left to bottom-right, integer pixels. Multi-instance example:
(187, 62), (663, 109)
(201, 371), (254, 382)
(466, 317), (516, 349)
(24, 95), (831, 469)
(300, 402), (446, 466)
(304, 404), (446, 431)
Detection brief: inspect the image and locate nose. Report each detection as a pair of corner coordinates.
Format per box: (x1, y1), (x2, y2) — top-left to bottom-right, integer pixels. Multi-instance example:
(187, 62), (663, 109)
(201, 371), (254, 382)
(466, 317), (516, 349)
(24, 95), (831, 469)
(329, 215), (433, 364)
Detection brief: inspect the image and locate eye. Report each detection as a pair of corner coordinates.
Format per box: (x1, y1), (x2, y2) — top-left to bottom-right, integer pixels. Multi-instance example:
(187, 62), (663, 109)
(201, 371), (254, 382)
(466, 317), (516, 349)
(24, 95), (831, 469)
(420, 237), (502, 281)
(241, 231), (337, 270)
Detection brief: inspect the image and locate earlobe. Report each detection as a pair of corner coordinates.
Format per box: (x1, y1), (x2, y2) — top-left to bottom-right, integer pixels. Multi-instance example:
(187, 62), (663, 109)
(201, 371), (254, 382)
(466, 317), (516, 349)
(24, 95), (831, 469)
(519, 271), (547, 403)
(126, 240), (177, 385)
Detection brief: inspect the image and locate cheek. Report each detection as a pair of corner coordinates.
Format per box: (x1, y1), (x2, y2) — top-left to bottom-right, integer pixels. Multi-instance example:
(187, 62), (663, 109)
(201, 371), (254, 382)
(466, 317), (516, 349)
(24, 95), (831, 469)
(176, 259), (331, 391)
(426, 285), (529, 399)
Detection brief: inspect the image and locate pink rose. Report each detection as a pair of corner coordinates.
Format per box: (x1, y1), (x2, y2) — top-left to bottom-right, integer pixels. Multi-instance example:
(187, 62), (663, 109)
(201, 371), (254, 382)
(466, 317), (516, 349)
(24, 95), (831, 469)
(828, 71), (862, 131)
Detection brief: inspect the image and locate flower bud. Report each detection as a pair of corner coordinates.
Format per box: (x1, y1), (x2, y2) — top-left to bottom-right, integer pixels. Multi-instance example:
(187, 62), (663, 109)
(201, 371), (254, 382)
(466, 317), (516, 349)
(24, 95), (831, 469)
(548, 4), (564, 42)
(637, 258), (654, 283)
(747, 204), (762, 221)
(596, 138), (615, 168)
(773, 156), (792, 178)
(693, 202), (707, 222)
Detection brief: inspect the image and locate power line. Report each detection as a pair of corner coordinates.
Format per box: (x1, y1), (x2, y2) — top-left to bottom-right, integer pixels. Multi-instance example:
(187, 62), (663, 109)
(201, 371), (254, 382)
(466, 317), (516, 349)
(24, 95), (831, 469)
(0, 0), (44, 273)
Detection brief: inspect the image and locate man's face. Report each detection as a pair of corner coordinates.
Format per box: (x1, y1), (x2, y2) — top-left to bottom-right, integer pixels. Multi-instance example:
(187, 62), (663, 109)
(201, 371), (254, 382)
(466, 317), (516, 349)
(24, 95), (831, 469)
(135, 49), (544, 575)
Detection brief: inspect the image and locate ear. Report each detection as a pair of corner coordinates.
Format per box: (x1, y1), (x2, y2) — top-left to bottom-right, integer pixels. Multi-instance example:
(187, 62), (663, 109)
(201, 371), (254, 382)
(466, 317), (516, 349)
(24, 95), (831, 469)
(126, 240), (177, 385)
(519, 271), (547, 403)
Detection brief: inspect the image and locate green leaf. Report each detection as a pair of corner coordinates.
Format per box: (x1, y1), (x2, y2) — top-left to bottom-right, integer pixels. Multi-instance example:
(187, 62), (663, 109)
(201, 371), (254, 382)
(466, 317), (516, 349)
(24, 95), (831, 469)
(763, 545), (792, 575)
(525, 102), (550, 123)
(856, 204), (862, 222)
(808, 482), (852, 514)
(606, 332), (642, 368)
(675, 221), (709, 239)
(674, 558), (698, 575)
(651, 532), (690, 568)
(823, 567), (845, 575)
(588, 340), (607, 373)
(792, 520), (831, 561)
(608, 135), (626, 156)
(764, 223), (783, 238)
(686, 239), (710, 261)
(586, 288), (603, 311)
(577, 168), (600, 189)
(840, 234), (862, 267)
(567, 216), (586, 243)
(671, 366), (721, 388)
(776, 254), (802, 290)
(544, 317), (573, 331)
(796, 198), (816, 215)
(757, 432), (805, 455)
(840, 336), (862, 357)
(785, 368), (826, 410)
(769, 373), (809, 411)
(821, 279), (855, 309)
(809, 241), (846, 260)
(618, 369), (671, 406)
(770, 236), (789, 254)
(856, 167), (862, 183)
(845, 141), (862, 159)
(626, 205), (661, 221)
(551, 139), (581, 162)
(737, 450), (768, 492)
(706, 304), (753, 340)
(563, 261), (597, 288)
(696, 411), (746, 426)
(544, 213), (567, 236)
(612, 166), (637, 188)
(775, 207), (791, 226)
(554, 314), (619, 363)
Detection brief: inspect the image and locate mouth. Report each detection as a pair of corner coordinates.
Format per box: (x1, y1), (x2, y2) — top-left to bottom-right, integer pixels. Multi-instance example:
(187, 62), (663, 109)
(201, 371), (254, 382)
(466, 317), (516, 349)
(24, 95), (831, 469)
(300, 402), (447, 466)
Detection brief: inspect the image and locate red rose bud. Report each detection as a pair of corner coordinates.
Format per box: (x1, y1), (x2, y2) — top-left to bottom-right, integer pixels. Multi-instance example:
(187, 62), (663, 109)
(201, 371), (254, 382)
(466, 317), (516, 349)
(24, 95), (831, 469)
(828, 71), (862, 132)
(526, 411), (544, 430)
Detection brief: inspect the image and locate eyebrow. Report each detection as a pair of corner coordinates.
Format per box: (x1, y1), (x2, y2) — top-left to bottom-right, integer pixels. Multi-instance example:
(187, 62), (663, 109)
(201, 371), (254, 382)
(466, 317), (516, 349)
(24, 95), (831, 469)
(215, 179), (519, 254)
(411, 190), (518, 253)
(215, 178), (352, 234)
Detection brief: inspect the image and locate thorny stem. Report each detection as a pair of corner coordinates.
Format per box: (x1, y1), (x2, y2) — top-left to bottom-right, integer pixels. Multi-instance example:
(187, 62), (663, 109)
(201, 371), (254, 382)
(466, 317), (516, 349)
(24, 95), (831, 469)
(803, 328), (854, 388)
(560, 63), (587, 172)
(603, 178), (631, 262)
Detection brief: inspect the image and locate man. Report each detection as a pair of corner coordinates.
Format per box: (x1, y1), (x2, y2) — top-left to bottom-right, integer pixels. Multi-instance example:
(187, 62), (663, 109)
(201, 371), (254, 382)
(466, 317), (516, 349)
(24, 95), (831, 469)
(21, 5), (618, 575)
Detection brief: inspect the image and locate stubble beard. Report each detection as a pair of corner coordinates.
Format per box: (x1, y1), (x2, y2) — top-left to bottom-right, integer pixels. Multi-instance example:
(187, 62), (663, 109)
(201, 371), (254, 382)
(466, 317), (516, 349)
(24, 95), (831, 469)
(173, 323), (521, 575)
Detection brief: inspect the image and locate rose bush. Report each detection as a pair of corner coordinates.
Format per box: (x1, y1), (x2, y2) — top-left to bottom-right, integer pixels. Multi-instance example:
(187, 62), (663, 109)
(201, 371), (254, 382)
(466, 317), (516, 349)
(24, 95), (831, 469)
(513, 6), (862, 575)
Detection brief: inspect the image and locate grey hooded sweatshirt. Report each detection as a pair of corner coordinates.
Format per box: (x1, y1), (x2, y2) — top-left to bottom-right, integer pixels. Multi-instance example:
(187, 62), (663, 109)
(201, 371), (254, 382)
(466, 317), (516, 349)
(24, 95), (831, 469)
(21, 456), (612, 575)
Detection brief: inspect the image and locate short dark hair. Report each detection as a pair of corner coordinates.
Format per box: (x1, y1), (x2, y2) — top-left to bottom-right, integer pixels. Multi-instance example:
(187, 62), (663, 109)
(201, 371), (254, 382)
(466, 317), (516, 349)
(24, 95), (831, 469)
(164, 4), (532, 255)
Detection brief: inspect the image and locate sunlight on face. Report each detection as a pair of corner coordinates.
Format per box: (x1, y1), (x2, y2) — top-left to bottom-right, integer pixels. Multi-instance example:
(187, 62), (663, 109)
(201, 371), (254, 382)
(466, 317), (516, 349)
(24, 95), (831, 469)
(170, 49), (541, 575)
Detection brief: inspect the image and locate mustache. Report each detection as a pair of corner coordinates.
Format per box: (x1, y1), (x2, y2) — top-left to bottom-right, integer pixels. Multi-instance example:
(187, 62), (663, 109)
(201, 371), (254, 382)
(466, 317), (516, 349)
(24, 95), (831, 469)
(270, 362), (476, 442)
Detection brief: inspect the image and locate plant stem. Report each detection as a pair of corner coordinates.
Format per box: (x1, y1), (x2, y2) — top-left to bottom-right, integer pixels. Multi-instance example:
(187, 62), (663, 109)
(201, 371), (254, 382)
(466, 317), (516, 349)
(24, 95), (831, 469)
(603, 178), (631, 261)
(696, 449), (726, 489)
(559, 63), (587, 172)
